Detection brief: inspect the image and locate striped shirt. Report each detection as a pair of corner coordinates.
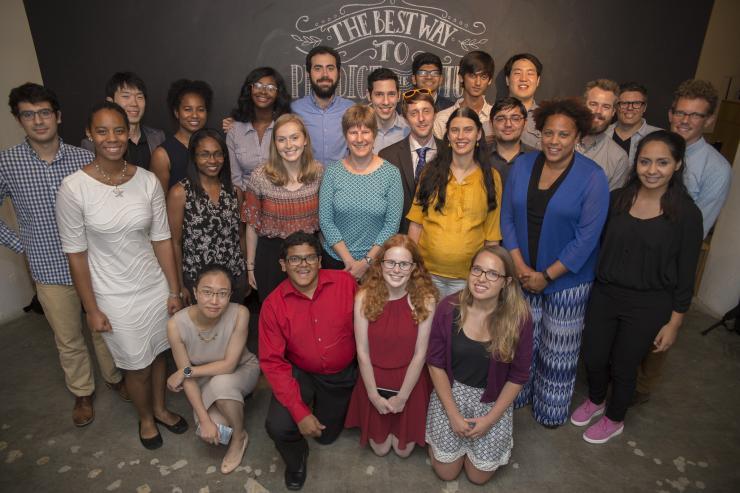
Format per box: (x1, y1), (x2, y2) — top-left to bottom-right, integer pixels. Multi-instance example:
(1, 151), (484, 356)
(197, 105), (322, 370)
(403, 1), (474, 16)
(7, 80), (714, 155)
(0, 138), (93, 284)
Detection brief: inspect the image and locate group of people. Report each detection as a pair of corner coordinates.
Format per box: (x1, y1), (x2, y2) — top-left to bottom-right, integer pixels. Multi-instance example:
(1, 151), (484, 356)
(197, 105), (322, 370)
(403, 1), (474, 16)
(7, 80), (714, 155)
(0, 43), (732, 490)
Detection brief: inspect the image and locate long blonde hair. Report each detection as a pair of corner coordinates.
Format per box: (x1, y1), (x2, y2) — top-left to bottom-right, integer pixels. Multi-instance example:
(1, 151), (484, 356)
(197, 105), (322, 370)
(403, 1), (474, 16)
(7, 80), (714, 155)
(458, 245), (530, 363)
(264, 113), (321, 186)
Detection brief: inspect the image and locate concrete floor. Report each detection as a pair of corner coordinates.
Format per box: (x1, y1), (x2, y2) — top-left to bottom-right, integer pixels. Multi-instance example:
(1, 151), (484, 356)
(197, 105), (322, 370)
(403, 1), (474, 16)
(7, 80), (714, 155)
(0, 306), (738, 493)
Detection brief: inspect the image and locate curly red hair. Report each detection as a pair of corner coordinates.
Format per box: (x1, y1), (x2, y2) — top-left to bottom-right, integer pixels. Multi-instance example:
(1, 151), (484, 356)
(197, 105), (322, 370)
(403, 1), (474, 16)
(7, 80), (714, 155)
(360, 234), (438, 323)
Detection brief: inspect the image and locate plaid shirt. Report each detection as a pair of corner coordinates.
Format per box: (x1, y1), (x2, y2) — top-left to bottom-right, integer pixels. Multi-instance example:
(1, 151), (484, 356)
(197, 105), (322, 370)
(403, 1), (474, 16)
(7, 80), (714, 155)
(0, 138), (93, 285)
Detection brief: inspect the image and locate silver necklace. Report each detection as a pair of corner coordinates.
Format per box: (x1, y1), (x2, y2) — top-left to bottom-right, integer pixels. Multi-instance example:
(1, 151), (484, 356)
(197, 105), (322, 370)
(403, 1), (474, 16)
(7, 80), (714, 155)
(95, 160), (128, 197)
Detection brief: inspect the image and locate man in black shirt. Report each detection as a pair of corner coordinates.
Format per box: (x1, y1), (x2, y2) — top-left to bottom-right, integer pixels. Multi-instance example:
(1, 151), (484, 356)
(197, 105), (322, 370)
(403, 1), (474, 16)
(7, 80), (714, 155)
(489, 97), (535, 184)
(82, 72), (164, 169)
(605, 82), (661, 164)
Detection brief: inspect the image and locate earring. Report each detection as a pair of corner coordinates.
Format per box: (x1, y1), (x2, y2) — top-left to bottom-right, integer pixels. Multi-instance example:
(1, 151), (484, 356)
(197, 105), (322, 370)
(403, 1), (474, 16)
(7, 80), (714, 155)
(87, 136), (93, 142)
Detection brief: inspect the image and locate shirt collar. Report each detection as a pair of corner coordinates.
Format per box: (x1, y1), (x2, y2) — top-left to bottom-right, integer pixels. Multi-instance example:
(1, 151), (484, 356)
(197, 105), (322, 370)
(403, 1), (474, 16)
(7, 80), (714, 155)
(447, 165), (483, 184)
(280, 269), (335, 300)
(686, 136), (707, 156)
(410, 134), (436, 152)
(310, 91), (339, 110)
(22, 136), (65, 163)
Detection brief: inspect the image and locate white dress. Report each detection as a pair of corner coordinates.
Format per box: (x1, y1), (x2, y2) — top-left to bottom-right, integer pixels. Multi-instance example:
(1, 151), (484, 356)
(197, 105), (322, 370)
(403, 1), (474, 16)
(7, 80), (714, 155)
(56, 168), (171, 370)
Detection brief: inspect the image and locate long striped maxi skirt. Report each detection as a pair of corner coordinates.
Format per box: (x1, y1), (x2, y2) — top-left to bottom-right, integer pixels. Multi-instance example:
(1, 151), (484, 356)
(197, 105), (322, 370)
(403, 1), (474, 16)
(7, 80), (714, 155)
(514, 282), (592, 426)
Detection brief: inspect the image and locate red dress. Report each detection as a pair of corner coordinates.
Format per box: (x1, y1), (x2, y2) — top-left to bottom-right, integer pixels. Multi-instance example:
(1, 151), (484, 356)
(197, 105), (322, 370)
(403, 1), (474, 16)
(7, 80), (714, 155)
(344, 296), (432, 448)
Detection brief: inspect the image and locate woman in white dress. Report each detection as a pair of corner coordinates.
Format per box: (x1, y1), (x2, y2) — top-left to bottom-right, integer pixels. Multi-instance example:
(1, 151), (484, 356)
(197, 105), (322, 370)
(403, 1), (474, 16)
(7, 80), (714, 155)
(57, 101), (186, 449)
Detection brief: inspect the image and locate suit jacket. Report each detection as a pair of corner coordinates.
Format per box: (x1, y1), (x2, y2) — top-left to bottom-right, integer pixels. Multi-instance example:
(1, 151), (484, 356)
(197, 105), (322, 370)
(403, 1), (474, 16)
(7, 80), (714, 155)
(378, 135), (444, 233)
(80, 125), (166, 162)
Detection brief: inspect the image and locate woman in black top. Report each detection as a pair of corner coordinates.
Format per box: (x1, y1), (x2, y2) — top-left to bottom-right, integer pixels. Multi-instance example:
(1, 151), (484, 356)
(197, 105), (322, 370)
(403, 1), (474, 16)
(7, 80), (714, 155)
(151, 79), (213, 192)
(571, 130), (703, 444)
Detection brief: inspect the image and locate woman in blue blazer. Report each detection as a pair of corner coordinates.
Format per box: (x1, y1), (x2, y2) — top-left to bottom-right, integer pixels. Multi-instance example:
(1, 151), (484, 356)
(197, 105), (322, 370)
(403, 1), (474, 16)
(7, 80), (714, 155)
(500, 98), (609, 427)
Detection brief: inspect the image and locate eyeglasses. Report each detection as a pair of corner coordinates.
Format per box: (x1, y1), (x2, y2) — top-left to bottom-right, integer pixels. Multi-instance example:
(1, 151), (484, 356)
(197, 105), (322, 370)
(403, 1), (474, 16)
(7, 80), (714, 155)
(18, 109), (55, 121)
(492, 115), (525, 124)
(617, 101), (646, 109)
(402, 88), (434, 101)
(470, 266), (507, 282)
(198, 288), (231, 300)
(381, 260), (415, 271)
(286, 254), (319, 266)
(195, 151), (225, 160)
(416, 69), (441, 78)
(671, 109), (708, 121)
(252, 82), (278, 94)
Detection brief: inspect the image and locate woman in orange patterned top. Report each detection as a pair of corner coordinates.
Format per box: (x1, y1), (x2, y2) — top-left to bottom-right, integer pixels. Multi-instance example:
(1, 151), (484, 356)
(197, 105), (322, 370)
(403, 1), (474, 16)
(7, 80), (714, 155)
(242, 114), (323, 302)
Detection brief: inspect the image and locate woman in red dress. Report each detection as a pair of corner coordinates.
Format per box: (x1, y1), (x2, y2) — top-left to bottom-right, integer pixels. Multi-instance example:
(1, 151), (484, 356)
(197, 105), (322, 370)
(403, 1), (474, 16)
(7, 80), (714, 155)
(345, 234), (438, 457)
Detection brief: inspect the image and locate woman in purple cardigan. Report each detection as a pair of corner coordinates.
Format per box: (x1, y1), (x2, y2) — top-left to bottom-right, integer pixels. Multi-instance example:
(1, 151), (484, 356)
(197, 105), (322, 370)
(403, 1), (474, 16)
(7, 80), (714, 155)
(426, 245), (532, 485)
(500, 98), (609, 428)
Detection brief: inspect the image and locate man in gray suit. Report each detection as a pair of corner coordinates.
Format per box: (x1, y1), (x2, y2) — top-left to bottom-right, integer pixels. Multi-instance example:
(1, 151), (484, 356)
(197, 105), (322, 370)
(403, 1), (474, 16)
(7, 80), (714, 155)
(82, 72), (164, 169)
(379, 89), (443, 234)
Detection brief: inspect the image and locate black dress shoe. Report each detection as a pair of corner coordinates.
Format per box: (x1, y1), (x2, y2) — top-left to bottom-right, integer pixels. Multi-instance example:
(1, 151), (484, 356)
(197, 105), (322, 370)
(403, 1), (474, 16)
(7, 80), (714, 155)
(139, 422), (163, 450)
(154, 414), (188, 434)
(285, 448), (308, 490)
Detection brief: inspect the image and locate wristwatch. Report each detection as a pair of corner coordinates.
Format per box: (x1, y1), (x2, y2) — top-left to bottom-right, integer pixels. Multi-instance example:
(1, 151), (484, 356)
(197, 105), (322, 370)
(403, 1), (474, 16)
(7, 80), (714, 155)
(183, 366), (193, 379)
(542, 270), (554, 284)
(364, 256), (373, 265)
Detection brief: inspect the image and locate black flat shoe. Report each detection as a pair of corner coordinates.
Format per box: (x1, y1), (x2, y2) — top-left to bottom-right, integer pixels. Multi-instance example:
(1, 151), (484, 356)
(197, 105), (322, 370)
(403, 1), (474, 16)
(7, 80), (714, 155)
(154, 414), (189, 434)
(285, 448), (308, 490)
(139, 422), (163, 450)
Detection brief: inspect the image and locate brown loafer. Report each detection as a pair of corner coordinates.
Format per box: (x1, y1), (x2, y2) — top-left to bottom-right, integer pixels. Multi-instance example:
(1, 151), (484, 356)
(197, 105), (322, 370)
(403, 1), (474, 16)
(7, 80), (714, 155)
(73, 395), (94, 427)
(106, 379), (131, 402)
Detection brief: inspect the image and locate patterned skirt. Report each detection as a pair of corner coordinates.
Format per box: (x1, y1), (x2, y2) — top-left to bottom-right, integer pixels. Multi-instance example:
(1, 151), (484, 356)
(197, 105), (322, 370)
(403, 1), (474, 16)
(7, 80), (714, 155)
(426, 381), (513, 472)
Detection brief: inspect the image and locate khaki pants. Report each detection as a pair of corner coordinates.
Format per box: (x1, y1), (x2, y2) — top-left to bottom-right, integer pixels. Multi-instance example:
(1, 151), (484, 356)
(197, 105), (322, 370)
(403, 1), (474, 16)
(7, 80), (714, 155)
(35, 283), (121, 397)
(636, 349), (668, 394)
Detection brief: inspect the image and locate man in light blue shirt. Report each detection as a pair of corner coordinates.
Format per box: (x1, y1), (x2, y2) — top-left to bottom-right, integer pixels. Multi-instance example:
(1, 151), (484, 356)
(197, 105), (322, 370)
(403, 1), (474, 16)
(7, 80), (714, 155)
(367, 68), (409, 153)
(669, 79), (731, 238)
(291, 46), (354, 165)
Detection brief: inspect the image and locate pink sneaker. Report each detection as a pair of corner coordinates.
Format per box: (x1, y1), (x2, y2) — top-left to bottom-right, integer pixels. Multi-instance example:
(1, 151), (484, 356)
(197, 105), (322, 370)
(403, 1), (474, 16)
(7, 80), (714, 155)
(570, 399), (605, 427)
(583, 416), (624, 444)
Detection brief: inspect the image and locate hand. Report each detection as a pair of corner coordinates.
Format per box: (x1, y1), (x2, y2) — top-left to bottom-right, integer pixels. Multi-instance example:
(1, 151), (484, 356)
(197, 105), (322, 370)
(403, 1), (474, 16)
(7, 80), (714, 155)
(514, 261), (535, 281)
(297, 414), (325, 438)
(86, 309), (112, 332)
(345, 259), (370, 280)
(222, 117), (235, 133)
(653, 323), (679, 352)
(247, 270), (257, 290)
(167, 370), (185, 392)
(449, 412), (469, 438)
(198, 418), (220, 446)
(523, 272), (547, 293)
(180, 286), (192, 306)
(167, 295), (183, 316)
(387, 394), (408, 414)
(369, 393), (394, 415)
(465, 415), (495, 439)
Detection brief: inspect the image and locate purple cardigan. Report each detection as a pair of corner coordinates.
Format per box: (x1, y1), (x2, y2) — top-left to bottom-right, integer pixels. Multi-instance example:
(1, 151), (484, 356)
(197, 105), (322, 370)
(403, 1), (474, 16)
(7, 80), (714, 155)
(426, 294), (533, 403)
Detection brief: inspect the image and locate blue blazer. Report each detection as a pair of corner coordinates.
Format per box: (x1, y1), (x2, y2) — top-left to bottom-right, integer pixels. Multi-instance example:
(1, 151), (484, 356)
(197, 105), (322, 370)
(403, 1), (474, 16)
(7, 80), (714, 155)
(501, 151), (609, 294)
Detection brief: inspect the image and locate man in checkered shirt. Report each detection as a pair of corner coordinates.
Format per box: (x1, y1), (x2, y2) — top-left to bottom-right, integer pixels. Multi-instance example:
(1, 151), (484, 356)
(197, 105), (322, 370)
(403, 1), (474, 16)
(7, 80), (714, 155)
(0, 83), (126, 427)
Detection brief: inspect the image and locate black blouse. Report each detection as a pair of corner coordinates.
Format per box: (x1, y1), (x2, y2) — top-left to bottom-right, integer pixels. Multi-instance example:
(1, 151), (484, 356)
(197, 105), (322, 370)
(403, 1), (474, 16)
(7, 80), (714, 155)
(596, 188), (703, 312)
(526, 153), (574, 265)
(451, 312), (490, 389)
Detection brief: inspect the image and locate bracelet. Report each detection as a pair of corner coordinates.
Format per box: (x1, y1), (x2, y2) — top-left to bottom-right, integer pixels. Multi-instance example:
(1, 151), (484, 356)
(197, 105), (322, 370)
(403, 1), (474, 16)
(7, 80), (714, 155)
(542, 271), (553, 284)
(168, 292), (182, 299)
(247, 269), (255, 272)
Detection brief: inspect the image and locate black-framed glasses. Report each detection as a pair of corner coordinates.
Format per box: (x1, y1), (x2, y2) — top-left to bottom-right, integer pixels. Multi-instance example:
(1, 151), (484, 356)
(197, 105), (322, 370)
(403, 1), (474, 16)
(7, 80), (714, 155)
(402, 88), (433, 101)
(197, 288), (231, 300)
(470, 265), (507, 282)
(381, 260), (415, 271)
(617, 101), (646, 109)
(195, 151), (225, 161)
(286, 254), (319, 266)
(252, 82), (278, 94)
(492, 115), (525, 124)
(19, 109), (55, 121)
(671, 109), (708, 121)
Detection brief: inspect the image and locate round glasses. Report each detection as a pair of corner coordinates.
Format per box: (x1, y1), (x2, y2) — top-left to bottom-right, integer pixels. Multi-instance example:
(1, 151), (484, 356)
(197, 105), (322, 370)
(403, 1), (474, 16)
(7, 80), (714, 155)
(381, 260), (415, 271)
(470, 266), (507, 282)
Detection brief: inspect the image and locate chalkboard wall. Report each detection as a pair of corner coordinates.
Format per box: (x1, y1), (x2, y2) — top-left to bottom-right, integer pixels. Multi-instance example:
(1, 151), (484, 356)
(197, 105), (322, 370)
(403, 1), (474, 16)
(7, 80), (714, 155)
(23, 0), (713, 144)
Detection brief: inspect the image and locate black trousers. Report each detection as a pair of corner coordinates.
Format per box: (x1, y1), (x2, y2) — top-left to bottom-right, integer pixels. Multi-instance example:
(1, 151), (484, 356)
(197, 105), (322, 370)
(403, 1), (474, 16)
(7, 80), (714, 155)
(321, 248), (346, 270)
(265, 363), (357, 471)
(254, 235), (287, 304)
(582, 282), (672, 422)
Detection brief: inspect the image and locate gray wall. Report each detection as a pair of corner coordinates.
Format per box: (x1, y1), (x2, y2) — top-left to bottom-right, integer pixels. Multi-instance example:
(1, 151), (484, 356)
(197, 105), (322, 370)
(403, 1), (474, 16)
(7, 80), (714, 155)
(24, 0), (713, 143)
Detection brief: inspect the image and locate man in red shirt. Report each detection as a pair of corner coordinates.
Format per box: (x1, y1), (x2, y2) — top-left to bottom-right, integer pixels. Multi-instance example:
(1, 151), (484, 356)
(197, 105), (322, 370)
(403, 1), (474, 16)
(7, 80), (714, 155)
(259, 231), (357, 491)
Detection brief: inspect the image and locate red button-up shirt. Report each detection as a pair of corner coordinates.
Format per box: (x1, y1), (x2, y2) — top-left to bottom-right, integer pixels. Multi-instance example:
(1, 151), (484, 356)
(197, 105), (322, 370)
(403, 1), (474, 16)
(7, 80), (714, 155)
(259, 269), (357, 423)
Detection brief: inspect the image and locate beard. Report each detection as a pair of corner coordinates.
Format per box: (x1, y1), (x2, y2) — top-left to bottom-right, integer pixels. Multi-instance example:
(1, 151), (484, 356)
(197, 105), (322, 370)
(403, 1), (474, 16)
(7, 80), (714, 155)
(590, 117), (610, 135)
(310, 78), (339, 99)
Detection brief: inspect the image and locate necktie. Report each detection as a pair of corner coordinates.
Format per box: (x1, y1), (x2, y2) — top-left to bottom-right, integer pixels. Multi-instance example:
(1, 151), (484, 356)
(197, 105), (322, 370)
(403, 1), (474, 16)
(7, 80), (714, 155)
(415, 147), (429, 182)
